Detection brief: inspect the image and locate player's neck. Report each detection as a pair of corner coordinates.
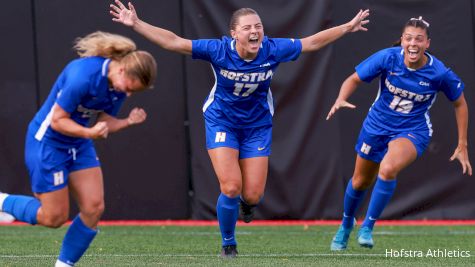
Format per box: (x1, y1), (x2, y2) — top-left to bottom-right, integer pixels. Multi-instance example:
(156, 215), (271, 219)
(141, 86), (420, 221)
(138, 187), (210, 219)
(235, 44), (257, 61)
(404, 54), (427, 70)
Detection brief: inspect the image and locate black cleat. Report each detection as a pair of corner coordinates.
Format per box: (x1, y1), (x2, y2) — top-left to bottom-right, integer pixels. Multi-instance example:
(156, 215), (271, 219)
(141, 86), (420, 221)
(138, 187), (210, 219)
(240, 200), (256, 223)
(220, 245), (238, 259)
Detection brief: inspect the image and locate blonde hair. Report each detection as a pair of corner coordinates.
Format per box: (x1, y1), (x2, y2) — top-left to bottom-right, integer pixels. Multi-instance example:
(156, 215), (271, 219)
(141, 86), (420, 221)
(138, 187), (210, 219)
(74, 31), (157, 89)
(74, 31), (136, 58)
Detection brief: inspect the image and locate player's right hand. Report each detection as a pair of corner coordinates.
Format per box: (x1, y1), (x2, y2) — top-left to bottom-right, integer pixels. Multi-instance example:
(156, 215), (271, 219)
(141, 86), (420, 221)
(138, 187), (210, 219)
(326, 100), (356, 120)
(89, 121), (109, 139)
(110, 0), (138, 27)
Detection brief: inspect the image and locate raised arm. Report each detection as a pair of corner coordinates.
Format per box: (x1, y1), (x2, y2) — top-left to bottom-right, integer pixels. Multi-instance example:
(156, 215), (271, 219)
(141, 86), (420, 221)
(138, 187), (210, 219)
(326, 72), (362, 120)
(449, 93), (472, 175)
(301, 9), (370, 53)
(110, 0), (192, 55)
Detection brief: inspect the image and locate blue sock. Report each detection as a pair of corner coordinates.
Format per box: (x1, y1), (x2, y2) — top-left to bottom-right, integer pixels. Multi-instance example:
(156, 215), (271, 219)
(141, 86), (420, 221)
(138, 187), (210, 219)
(58, 215), (97, 266)
(342, 179), (366, 228)
(362, 177), (397, 229)
(216, 193), (239, 246)
(2, 195), (41, 225)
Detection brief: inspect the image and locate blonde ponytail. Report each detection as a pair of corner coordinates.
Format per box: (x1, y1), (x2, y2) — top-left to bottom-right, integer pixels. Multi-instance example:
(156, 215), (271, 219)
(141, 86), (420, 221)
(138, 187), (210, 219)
(73, 31), (136, 59)
(74, 31), (157, 89)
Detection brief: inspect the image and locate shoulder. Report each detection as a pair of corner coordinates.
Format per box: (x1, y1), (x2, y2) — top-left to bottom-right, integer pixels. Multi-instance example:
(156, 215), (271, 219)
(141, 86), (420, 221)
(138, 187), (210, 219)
(423, 53), (457, 82)
(63, 57), (106, 87)
(365, 47), (402, 67)
(65, 57), (106, 76)
(193, 36), (229, 49)
(192, 37), (229, 61)
(373, 47), (402, 59)
(359, 47), (400, 66)
(264, 36), (300, 47)
(425, 53), (449, 72)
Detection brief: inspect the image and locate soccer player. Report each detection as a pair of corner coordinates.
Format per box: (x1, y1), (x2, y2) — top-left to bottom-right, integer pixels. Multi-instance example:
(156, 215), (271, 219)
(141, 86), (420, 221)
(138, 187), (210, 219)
(326, 17), (472, 250)
(110, 0), (369, 258)
(0, 31), (157, 266)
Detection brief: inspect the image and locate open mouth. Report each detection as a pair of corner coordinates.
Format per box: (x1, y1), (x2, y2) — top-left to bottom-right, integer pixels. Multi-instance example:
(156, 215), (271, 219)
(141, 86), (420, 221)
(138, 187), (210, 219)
(407, 48), (419, 60)
(249, 35), (259, 45)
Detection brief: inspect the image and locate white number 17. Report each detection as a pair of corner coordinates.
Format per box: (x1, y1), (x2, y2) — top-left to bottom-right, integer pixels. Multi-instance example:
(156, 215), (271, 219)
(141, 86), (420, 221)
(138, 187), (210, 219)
(233, 83), (258, 97)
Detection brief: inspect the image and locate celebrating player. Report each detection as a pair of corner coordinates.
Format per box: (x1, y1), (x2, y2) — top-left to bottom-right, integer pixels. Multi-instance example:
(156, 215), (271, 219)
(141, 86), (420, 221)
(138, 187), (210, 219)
(327, 17), (472, 251)
(110, 0), (369, 258)
(0, 31), (157, 266)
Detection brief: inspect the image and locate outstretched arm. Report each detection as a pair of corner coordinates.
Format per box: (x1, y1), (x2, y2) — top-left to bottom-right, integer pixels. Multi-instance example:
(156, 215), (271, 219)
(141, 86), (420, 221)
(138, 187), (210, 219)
(449, 93), (472, 175)
(110, 0), (192, 55)
(301, 9), (370, 53)
(326, 72), (362, 120)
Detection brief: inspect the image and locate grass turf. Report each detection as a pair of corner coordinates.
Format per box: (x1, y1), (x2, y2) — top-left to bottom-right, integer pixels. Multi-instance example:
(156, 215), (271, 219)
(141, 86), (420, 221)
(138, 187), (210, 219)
(0, 225), (473, 266)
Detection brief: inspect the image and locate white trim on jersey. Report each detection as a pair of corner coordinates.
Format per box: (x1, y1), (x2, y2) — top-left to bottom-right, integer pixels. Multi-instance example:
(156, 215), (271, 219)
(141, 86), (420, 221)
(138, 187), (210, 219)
(230, 39), (262, 51)
(424, 94), (437, 136)
(202, 64), (218, 112)
(102, 59), (110, 77)
(35, 105), (55, 141)
(400, 49), (434, 67)
(267, 88), (274, 116)
(427, 53), (433, 66)
(369, 78), (383, 112)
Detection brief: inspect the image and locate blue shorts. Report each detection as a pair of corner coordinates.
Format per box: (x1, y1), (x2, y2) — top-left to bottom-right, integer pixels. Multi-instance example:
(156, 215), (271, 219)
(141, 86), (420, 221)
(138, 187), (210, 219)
(355, 127), (430, 163)
(205, 119), (272, 159)
(25, 134), (100, 193)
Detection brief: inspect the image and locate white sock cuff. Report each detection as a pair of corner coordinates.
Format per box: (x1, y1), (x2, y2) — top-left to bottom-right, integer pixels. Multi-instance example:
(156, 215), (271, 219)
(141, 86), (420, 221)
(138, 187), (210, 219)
(0, 193), (9, 211)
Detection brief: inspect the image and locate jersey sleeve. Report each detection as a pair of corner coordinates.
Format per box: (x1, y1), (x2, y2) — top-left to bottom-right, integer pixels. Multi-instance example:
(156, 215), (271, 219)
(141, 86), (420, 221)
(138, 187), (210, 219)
(55, 76), (90, 114)
(355, 49), (390, 83)
(192, 39), (223, 62)
(270, 38), (302, 62)
(440, 69), (464, 101)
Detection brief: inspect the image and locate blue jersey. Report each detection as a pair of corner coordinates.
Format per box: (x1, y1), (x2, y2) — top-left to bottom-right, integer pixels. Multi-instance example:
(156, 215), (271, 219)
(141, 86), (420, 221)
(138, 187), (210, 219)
(356, 47), (464, 136)
(29, 57), (126, 148)
(192, 36), (302, 128)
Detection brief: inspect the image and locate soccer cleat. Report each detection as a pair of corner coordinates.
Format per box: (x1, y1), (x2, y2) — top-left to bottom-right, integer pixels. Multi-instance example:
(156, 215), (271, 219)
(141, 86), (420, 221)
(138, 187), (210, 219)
(330, 219), (356, 251)
(357, 226), (374, 248)
(240, 200), (256, 223)
(220, 245), (238, 259)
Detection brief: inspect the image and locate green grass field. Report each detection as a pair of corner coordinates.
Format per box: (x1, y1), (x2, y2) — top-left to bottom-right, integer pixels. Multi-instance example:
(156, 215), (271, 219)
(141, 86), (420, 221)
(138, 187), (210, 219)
(0, 224), (474, 266)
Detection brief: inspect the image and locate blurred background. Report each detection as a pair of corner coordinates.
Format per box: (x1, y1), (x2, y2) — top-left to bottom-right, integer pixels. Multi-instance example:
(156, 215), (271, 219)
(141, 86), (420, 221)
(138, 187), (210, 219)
(0, 0), (473, 220)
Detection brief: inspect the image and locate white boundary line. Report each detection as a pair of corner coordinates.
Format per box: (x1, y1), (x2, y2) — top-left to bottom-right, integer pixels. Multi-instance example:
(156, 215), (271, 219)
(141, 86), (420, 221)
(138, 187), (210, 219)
(0, 253), (385, 258)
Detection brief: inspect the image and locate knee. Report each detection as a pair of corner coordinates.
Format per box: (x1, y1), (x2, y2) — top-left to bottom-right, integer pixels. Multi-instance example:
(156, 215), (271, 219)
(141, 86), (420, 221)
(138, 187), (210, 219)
(378, 164), (398, 180)
(241, 191), (262, 205)
(41, 210), (69, 228)
(81, 199), (105, 221)
(220, 183), (241, 198)
(352, 175), (374, 190)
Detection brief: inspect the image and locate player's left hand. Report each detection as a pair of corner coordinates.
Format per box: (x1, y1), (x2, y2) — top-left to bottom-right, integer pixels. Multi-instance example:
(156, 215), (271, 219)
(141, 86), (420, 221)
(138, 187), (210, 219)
(449, 145), (472, 176)
(110, 0), (138, 27)
(127, 107), (147, 125)
(326, 100), (356, 120)
(347, 9), (370, 33)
